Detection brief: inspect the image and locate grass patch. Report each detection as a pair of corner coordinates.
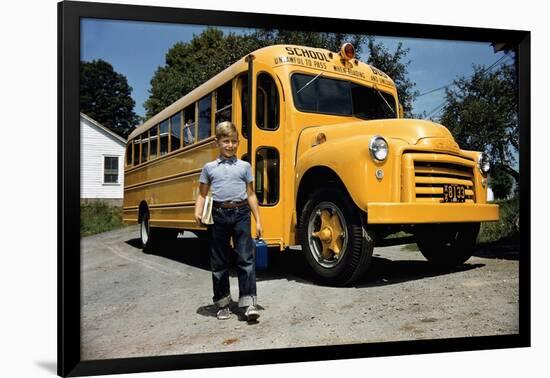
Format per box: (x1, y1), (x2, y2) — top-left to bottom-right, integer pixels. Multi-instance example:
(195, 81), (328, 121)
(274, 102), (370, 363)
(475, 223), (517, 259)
(477, 197), (519, 244)
(385, 231), (412, 239)
(401, 243), (419, 252)
(379, 231), (419, 252)
(80, 202), (125, 237)
(395, 198), (519, 252)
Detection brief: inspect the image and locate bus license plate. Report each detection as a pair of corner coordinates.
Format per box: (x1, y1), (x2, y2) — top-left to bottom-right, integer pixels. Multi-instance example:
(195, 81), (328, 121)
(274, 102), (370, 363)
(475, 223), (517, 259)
(442, 184), (466, 203)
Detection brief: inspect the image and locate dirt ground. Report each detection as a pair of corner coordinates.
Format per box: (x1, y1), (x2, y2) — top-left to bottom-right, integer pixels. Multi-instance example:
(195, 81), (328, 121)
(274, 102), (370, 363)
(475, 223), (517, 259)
(80, 226), (519, 360)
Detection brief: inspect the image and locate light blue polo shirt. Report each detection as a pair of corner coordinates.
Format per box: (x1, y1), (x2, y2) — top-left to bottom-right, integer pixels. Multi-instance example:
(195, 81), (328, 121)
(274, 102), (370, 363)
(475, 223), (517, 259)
(199, 156), (254, 202)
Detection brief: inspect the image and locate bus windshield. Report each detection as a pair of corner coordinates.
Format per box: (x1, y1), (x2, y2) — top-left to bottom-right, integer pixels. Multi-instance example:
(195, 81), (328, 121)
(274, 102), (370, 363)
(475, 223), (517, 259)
(291, 73), (396, 120)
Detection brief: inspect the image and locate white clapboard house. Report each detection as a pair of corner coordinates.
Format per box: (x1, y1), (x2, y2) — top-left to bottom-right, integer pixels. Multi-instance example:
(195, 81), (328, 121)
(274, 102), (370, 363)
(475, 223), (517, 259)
(80, 113), (126, 206)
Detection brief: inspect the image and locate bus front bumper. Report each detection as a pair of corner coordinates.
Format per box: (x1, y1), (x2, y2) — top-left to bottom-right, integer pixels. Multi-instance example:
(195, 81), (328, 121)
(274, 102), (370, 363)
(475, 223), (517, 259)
(366, 203), (499, 224)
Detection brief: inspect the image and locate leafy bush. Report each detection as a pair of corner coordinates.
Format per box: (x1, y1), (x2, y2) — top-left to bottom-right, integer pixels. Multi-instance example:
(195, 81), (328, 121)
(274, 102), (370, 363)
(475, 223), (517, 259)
(477, 197), (519, 244)
(80, 202), (124, 237)
(399, 197), (519, 252)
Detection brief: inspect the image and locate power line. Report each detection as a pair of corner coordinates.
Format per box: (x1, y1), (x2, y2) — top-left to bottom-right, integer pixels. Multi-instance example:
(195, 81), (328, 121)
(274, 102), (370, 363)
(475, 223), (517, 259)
(417, 54), (511, 97)
(422, 59), (514, 120)
(484, 54), (513, 72)
(425, 101), (447, 119)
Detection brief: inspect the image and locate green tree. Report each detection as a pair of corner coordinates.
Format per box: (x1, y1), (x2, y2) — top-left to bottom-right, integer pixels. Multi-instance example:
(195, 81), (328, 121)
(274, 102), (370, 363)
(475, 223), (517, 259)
(80, 59), (139, 137)
(490, 168), (513, 199)
(144, 28), (367, 117)
(144, 28), (267, 117)
(145, 28), (417, 122)
(439, 63), (518, 184)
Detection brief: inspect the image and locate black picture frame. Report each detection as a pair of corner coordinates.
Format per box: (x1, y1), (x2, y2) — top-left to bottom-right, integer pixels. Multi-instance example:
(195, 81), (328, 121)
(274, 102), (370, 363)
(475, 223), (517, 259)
(58, 1), (531, 376)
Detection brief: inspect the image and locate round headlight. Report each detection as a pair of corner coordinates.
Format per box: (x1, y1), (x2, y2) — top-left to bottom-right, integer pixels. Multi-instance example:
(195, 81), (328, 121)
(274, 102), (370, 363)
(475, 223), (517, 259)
(369, 136), (389, 162)
(478, 153), (490, 174)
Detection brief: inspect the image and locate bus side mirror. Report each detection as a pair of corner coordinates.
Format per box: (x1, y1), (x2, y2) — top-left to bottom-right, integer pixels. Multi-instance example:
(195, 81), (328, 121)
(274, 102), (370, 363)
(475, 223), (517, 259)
(398, 103), (404, 119)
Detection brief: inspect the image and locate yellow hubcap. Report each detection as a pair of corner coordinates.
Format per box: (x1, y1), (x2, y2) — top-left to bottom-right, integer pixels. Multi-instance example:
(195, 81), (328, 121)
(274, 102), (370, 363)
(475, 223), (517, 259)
(319, 228), (332, 242)
(312, 209), (345, 260)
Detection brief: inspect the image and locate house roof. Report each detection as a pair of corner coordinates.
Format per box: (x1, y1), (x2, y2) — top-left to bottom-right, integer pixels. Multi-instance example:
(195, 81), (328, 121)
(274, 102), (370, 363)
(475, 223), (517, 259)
(80, 113), (126, 145)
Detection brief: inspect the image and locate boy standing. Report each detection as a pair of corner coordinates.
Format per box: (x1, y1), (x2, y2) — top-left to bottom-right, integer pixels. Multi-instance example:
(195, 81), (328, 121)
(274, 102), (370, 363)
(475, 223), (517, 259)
(195, 121), (263, 321)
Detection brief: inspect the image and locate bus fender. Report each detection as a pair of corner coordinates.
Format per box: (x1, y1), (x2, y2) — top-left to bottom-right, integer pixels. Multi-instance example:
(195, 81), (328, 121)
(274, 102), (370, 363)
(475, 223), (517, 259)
(295, 136), (372, 212)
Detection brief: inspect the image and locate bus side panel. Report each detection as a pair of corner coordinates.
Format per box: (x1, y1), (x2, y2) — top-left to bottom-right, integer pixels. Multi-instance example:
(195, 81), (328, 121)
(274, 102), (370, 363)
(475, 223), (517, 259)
(123, 139), (218, 228)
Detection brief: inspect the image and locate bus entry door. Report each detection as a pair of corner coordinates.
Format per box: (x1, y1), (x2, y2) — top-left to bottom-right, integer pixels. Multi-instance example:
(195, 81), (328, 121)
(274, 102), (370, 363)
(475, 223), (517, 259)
(249, 60), (285, 247)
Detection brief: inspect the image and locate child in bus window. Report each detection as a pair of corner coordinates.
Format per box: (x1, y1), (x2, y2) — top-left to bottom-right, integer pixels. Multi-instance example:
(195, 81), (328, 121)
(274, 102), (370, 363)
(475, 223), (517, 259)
(183, 120), (194, 145)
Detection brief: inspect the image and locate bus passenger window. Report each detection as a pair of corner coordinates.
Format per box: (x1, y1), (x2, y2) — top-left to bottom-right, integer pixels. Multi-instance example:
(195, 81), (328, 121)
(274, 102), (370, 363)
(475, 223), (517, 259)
(150, 126), (158, 159)
(141, 132), (149, 163)
(256, 74), (279, 130)
(183, 120), (195, 146)
(198, 94), (212, 141)
(255, 148), (279, 205)
(126, 142), (132, 166)
(170, 112), (181, 151)
(133, 137), (140, 165)
(159, 120), (169, 155)
(215, 81), (232, 125)
(183, 105), (196, 146)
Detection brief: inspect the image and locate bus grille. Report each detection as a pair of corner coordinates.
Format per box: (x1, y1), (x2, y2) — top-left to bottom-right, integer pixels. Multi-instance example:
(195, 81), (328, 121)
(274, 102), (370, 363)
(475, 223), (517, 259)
(402, 153), (476, 203)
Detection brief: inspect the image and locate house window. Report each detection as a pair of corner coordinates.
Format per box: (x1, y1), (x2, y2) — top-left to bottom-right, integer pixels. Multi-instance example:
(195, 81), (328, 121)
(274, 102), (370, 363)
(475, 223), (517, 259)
(104, 156), (119, 184)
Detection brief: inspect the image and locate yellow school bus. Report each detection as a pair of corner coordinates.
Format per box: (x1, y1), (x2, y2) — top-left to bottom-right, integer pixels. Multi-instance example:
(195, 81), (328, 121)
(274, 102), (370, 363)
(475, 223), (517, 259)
(123, 43), (499, 286)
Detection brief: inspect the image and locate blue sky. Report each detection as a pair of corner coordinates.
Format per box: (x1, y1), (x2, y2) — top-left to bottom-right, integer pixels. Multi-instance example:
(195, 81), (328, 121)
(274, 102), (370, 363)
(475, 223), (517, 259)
(81, 18), (513, 119)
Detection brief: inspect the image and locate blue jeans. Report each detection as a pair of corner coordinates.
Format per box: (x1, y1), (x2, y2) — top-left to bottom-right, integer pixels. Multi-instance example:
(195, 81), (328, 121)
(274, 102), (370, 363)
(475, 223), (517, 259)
(209, 204), (257, 308)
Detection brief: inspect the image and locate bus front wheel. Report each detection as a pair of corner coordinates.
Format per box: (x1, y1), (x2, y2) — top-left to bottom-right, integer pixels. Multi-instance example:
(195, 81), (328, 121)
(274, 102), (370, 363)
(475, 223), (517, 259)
(299, 187), (374, 286)
(415, 222), (480, 267)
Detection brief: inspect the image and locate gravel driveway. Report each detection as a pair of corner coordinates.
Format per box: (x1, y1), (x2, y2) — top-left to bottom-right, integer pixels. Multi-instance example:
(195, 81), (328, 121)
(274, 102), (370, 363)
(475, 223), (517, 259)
(81, 226), (519, 360)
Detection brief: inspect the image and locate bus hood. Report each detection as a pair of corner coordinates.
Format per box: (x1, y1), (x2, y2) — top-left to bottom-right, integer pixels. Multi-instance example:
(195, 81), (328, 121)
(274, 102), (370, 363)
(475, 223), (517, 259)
(299, 118), (461, 158)
(342, 118), (455, 145)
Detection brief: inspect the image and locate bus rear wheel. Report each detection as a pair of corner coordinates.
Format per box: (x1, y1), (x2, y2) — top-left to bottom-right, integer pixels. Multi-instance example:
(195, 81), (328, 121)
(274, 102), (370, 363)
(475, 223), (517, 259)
(140, 209), (154, 252)
(415, 222), (480, 267)
(299, 187), (373, 286)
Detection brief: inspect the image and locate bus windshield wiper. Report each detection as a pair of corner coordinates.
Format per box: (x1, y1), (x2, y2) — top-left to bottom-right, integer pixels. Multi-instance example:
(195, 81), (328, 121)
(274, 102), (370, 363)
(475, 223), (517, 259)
(375, 88), (396, 115)
(296, 72), (324, 94)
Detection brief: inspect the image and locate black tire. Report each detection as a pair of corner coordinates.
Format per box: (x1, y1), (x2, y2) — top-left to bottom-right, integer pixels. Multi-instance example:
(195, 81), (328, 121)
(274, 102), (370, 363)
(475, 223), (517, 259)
(298, 186), (374, 286)
(415, 222), (480, 267)
(140, 209), (154, 252)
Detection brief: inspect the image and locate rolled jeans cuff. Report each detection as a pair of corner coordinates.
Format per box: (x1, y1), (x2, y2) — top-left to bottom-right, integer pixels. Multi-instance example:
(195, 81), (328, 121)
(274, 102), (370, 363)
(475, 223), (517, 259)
(238, 295), (257, 308)
(214, 294), (231, 308)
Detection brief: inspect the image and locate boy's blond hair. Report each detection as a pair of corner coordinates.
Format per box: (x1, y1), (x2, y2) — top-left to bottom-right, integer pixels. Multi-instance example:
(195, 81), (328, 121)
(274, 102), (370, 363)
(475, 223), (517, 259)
(215, 121), (239, 139)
